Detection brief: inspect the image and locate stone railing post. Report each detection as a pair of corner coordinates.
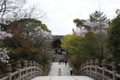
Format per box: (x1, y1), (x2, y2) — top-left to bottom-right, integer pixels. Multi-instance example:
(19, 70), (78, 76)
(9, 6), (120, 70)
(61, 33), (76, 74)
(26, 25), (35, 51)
(80, 64), (83, 75)
(39, 64), (44, 76)
(34, 61), (37, 76)
(38, 64), (41, 75)
(33, 61), (35, 66)
(90, 60), (94, 77)
(84, 62), (86, 75)
(86, 61), (89, 75)
(24, 61), (28, 68)
(36, 62), (39, 76)
(82, 63), (84, 75)
(28, 61), (32, 79)
(17, 61), (21, 70)
(33, 61), (36, 77)
(24, 61), (28, 80)
(112, 62), (118, 80)
(95, 59), (99, 79)
(6, 64), (12, 80)
(87, 61), (90, 75)
(102, 59), (107, 80)
(17, 61), (21, 80)
(29, 61), (32, 67)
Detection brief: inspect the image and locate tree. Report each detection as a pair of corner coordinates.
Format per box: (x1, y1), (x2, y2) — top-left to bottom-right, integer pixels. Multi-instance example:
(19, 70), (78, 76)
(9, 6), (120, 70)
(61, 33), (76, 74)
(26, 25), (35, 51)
(73, 11), (109, 60)
(0, 0), (26, 19)
(89, 11), (108, 23)
(73, 19), (86, 29)
(107, 10), (120, 62)
(3, 18), (52, 65)
(61, 33), (82, 54)
(0, 0), (47, 31)
(12, 5), (47, 21)
(0, 30), (12, 63)
(60, 33), (82, 69)
(73, 11), (109, 34)
(76, 31), (100, 62)
(0, 0), (26, 31)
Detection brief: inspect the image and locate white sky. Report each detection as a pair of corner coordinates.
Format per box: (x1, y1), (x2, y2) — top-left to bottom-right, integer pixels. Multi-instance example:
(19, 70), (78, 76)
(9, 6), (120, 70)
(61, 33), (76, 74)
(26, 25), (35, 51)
(27, 0), (120, 35)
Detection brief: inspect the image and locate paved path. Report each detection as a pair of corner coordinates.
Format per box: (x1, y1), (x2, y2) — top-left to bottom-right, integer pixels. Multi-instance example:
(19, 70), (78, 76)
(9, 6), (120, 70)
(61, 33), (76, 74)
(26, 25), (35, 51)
(32, 76), (95, 80)
(47, 62), (75, 76)
(31, 62), (95, 80)
(54, 54), (65, 62)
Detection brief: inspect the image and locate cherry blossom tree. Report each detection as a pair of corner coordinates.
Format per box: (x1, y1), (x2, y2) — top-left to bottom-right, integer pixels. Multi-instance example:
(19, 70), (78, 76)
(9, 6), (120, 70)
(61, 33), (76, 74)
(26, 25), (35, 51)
(0, 31), (12, 63)
(0, 48), (10, 63)
(73, 11), (110, 60)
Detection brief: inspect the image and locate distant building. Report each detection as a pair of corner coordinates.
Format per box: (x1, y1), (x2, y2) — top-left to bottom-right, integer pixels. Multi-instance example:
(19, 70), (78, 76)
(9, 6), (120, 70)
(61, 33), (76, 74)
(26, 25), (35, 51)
(52, 35), (64, 48)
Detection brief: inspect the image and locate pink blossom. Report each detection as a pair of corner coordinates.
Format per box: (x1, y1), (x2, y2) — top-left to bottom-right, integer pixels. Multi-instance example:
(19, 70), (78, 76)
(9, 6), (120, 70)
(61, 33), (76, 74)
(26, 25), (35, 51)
(0, 31), (12, 63)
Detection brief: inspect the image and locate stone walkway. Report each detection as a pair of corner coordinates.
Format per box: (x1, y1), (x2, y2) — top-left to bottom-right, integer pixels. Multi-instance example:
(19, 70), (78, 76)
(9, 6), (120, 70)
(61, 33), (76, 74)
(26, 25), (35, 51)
(31, 62), (95, 80)
(31, 49), (95, 80)
(32, 76), (95, 80)
(47, 62), (75, 76)
(54, 54), (65, 62)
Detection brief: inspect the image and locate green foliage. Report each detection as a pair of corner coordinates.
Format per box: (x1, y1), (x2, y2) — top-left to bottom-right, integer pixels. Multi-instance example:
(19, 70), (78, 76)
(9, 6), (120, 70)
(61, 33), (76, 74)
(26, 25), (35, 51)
(89, 10), (108, 22)
(17, 18), (51, 32)
(4, 35), (40, 61)
(107, 13), (120, 62)
(60, 33), (83, 69)
(43, 60), (51, 71)
(73, 18), (86, 28)
(60, 33), (82, 54)
(76, 31), (100, 62)
(41, 24), (51, 32)
(70, 55), (81, 69)
(3, 18), (52, 64)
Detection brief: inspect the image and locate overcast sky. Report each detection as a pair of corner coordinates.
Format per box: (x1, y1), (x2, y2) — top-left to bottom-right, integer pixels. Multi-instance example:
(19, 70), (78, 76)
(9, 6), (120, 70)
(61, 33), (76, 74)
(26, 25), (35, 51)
(27, 0), (120, 35)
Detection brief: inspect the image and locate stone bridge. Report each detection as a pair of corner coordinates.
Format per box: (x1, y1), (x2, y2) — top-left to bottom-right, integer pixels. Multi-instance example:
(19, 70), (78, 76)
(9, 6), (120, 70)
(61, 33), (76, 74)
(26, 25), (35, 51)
(1, 59), (120, 80)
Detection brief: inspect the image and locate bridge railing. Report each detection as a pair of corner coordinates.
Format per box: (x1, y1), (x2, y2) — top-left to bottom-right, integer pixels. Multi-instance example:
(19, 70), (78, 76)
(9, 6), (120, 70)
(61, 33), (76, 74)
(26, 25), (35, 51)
(79, 59), (120, 80)
(0, 61), (44, 80)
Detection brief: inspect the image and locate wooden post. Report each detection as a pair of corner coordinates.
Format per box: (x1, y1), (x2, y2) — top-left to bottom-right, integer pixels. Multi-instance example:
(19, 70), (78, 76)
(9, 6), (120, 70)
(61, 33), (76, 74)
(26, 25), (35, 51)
(102, 59), (107, 80)
(112, 62), (118, 80)
(6, 64), (12, 80)
(17, 61), (21, 80)
(95, 59), (99, 79)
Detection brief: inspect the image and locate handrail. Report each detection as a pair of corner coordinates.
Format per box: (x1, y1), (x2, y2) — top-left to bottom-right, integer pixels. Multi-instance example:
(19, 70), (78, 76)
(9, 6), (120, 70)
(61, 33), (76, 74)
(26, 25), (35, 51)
(116, 74), (120, 78)
(79, 59), (120, 80)
(0, 61), (44, 80)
